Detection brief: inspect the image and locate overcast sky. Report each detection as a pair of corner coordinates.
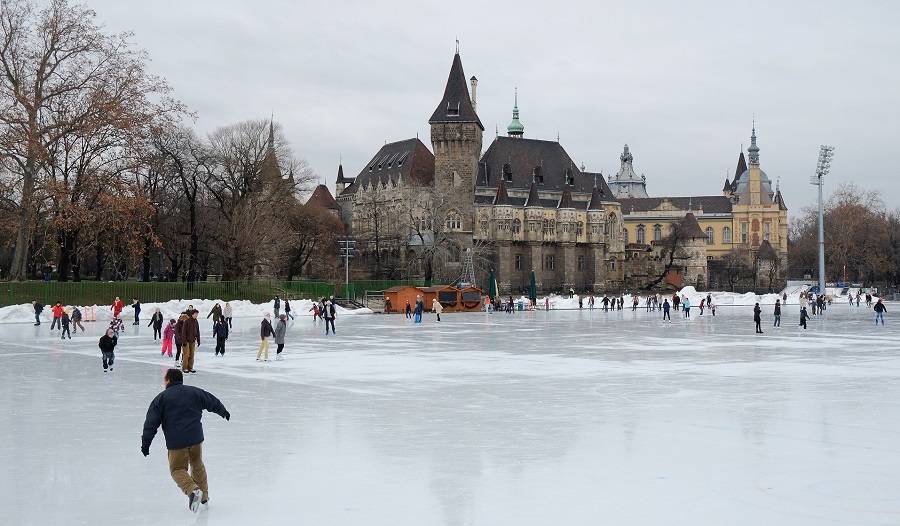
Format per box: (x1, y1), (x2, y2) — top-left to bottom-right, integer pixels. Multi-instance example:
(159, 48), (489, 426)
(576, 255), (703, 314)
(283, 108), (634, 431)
(88, 0), (899, 211)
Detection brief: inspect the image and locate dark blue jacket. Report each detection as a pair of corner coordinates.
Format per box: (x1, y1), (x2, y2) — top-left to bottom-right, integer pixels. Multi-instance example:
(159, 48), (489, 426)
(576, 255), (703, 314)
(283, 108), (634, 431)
(213, 321), (229, 339)
(142, 382), (229, 451)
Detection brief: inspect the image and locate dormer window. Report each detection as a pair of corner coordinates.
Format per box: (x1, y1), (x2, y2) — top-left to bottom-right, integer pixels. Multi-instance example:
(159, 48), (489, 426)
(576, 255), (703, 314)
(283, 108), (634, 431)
(397, 152), (409, 167)
(446, 102), (460, 116)
(565, 168), (574, 185)
(503, 163), (512, 182)
(533, 166), (543, 184)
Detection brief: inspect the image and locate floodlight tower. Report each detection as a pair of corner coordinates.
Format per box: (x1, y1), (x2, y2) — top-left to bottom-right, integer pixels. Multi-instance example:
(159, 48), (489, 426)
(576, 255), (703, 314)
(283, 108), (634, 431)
(810, 145), (834, 295)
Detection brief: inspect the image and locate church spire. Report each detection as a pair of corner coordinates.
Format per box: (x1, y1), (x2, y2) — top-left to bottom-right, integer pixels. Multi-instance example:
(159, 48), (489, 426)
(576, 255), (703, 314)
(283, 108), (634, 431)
(748, 120), (760, 166)
(507, 87), (524, 138)
(428, 51), (483, 129)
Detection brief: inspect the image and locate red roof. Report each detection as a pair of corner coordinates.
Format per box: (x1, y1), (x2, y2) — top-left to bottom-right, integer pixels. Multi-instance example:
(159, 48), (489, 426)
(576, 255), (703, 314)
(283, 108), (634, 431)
(305, 184), (341, 212)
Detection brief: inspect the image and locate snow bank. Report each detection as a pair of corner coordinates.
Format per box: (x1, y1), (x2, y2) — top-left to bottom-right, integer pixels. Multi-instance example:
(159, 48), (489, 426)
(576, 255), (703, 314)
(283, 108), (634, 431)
(0, 298), (372, 324)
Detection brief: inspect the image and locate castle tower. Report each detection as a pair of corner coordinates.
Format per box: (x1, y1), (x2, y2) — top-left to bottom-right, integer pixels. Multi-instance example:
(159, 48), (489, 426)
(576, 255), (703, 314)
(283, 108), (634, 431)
(507, 88), (524, 138)
(429, 51), (484, 280)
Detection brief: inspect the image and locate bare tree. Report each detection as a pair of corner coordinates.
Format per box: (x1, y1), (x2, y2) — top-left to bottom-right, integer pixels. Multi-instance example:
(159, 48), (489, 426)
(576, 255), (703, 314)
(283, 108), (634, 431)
(0, 0), (180, 280)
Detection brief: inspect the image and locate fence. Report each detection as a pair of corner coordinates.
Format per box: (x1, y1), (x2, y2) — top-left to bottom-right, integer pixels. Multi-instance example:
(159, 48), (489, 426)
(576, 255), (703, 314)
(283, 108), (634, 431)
(0, 280), (335, 307)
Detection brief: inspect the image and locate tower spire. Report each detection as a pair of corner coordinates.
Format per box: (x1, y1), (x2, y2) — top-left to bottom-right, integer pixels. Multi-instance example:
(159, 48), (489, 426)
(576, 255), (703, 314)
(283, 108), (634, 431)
(507, 87), (524, 138)
(267, 115), (275, 151)
(748, 120), (760, 166)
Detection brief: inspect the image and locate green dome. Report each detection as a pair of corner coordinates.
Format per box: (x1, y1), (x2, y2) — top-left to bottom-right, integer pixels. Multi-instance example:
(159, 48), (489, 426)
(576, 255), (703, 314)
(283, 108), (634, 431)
(507, 108), (524, 135)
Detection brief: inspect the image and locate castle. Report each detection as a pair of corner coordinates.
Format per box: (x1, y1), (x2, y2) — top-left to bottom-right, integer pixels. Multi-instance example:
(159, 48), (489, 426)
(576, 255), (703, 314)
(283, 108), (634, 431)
(329, 51), (788, 293)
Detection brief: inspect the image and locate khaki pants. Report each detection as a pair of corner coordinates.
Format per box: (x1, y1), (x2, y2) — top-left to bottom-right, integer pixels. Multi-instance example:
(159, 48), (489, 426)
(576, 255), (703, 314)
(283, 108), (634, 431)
(168, 442), (208, 502)
(256, 338), (269, 360)
(182, 341), (197, 371)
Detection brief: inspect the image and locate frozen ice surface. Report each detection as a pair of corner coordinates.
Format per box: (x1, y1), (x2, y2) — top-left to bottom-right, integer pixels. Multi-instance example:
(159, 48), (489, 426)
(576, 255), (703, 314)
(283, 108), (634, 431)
(1, 304), (899, 525)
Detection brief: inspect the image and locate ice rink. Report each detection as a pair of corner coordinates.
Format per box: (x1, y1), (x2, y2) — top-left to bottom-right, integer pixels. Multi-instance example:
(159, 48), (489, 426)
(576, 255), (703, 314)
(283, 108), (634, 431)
(1, 303), (899, 525)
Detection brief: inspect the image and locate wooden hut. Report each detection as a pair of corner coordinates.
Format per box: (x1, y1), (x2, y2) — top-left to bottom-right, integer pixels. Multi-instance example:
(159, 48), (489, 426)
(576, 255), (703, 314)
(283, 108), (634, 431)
(382, 286), (424, 314)
(458, 286), (485, 312)
(421, 285), (461, 312)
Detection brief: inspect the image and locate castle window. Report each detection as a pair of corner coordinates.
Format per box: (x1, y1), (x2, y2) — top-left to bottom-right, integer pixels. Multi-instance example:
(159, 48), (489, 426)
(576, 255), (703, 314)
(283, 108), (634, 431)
(533, 166), (543, 184)
(512, 219), (521, 234)
(636, 225), (645, 245)
(446, 102), (460, 116)
(764, 222), (771, 241)
(653, 224), (662, 241)
(565, 168), (574, 185)
(544, 255), (555, 271)
(483, 164), (490, 185)
(741, 222), (749, 244)
(576, 222), (583, 236)
(723, 226), (732, 244)
(706, 227), (714, 245)
(577, 255), (585, 271)
(623, 228), (629, 244)
(446, 211), (462, 231)
(503, 163), (513, 182)
(515, 254), (523, 271)
(480, 219), (488, 232)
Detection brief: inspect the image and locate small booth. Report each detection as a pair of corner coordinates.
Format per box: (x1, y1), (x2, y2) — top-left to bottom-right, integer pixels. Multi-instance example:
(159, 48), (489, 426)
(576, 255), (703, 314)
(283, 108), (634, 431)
(458, 286), (485, 312)
(422, 285), (460, 311)
(383, 286), (424, 314)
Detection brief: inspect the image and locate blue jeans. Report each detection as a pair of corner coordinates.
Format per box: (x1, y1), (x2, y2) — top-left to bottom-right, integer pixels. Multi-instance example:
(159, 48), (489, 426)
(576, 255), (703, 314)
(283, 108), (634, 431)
(876, 312), (885, 325)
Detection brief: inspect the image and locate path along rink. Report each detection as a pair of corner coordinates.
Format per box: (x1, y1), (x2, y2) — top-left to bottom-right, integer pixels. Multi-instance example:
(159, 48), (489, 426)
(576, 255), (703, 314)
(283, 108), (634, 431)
(1, 303), (899, 525)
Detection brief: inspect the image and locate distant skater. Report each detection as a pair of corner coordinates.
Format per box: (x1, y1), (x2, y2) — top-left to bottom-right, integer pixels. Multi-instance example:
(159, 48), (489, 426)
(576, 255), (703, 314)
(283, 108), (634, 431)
(662, 299), (671, 321)
(60, 310), (71, 339)
(413, 296), (423, 324)
(432, 298), (443, 322)
(273, 295), (281, 318)
(223, 302), (233, 328)
(257, 314), (275, 362)
(149, 308), (164, 340)
(799, 306), (808, 329)
(324, 298), (337, 334)
(32, 300), (44, 326)
(284, 300), (294, 320)
(773, 299), (781, 328)
(874, 299), (887, 326)
(141, 369), (230, 514)
(405, 300), (412, 319)
(111, 296), (124, 319)
(71, 306), (85, 334)
(99, 328), (118, 372)
(131, 299), (141, 325)
(213, 317), (229, 356)
(161, 319), (176, 357)
(754, 303), (763, 334)
(274, 314), (287, 358)
(51, 302), (63, 331)
(682, 297), (691, 318)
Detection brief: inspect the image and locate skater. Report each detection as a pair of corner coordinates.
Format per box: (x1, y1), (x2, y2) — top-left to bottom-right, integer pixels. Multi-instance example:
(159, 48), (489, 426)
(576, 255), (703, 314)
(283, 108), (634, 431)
(773, 299), (782, 327)
(405, 300), (412, 319)
(213, 317), (228, 356)
(273, 295), (281, 318)
(579, 296), (583, 309)
(71, 306), (85, 334)
(149, 308), (164, 340)
(223, 302), (233, 328)
(413, 296), (423, 324)
(284, 299), (294, 320)
(507, 295), (514, 313)
(206, 303), (222, 324)
(866, 293), (872, 308)
(131, 299), (141, 325)
(111, 296), (124, 319)
(589, 295), (595, 310)
(32, 299), (44, 326)
(783, 292), (788, 303)
(60, 309), (71, 339)
(174, 312), (187, 367)
(662, 299), (671, 321)
(855, 293), (860, 307)
(799, 305), (808, 329)
(50, 302), (64, 330)
(646, 296), (652, 312)
(141, 368), (230, 513)
(257, 314), (275, 361)
(754, 303), (763, 334)
(682, 296), (691, 318)
(108, 316), (125, 337)
(99, 328), (118, 372)
(672, 294), (680, 311)
(274, 314), (287, 358)
(161, 319), (176, 357)
(310, 302), (320, 320)
(874, 299), (887, 326)
(433, 298), (443, 321)
(602, 296), (610, 311)
(179, 310), (201, 374)
(324, 298), (337, 334)
(618, 296), (624, 310)
(632, 296), (639, 311)
(699, 298), (705, 316)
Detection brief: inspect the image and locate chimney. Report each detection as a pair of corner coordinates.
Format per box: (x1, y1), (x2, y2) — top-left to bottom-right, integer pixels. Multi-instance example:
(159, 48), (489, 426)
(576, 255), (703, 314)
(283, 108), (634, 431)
(470, 76), (478, 113)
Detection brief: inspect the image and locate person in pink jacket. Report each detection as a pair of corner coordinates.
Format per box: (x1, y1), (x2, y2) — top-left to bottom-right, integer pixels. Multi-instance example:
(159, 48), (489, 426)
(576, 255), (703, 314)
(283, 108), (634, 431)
(161, 319), (176, 357)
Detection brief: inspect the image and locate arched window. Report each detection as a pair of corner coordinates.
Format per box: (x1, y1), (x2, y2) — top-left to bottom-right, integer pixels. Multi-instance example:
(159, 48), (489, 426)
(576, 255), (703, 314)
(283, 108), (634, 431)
(723, 226), (732, 244)
(653, 224), (662, 241)
(606, 213), (616, 239)
(706, 227), (714, 245)
(623, 228), (629, 244)
(502, 163), (512, 182)
(445, 211), (461, 231)
(512, 219), (521, 234)
(636, 225), (645, 245)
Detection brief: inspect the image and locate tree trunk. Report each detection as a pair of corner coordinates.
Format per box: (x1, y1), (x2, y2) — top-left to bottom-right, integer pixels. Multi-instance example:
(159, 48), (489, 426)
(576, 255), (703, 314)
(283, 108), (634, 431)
(94, 243), (104, 281)
(57, 230), (75, 282)
(188, 201), (198, 282)
(141, 231), (152, 282)
(9, 154), (37, 281)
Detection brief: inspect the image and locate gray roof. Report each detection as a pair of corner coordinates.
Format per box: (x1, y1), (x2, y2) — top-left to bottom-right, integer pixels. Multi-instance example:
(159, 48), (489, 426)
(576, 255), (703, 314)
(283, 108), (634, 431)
(618, 196), (733, 214)
(341, 138), (434, 196)
(477, 136), (613, 195)
(428, 53), (483, 130)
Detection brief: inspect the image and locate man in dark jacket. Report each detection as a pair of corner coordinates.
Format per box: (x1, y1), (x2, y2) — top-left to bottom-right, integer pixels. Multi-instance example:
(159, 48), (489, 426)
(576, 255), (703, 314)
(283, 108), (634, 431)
(32, 300), (44, 326)
(212, 318), (228, 356)
(874, 299), (887, 325)
(141, 369), (230, 513)
(99, 328), (117, 372)
(180, 310), (201, 374)
(754, 303), (763, 334)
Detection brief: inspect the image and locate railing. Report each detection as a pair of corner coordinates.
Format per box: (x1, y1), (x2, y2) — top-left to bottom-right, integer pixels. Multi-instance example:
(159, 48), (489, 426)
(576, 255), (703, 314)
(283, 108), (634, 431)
(0, 280), (335, 307)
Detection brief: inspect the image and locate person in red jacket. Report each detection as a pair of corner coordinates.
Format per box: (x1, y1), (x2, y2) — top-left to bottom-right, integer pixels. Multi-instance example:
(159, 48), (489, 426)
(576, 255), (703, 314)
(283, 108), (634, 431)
(111, 296), (124, 318)
(50, 302), (64, 331)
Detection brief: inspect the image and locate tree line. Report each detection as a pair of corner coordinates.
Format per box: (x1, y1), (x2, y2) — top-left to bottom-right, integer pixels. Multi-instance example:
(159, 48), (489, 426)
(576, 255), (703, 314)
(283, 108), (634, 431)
(0, 0), (342, 282)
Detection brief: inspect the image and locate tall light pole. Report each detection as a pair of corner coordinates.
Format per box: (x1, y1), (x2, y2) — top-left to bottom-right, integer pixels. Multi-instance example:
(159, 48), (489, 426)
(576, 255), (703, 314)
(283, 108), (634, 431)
(810, 145), (834, 295)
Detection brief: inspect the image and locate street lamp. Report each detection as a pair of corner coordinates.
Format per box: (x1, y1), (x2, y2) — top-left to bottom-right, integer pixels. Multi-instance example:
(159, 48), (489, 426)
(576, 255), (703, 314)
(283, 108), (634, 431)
(810, 145), (834, 296)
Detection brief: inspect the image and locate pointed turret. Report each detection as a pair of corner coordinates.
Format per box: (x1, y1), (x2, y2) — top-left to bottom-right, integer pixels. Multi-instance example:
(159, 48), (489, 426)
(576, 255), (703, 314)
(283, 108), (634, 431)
(775, 187), (787, 211)
(732, 150), (748, 188)
(260, 117), (282, 182)
(756, 239), (777, 260)
(748, 122), (760, 166)
(557, 185), (574, 209)
(507, 88), (524, 138)
(678, 212), (706, 239)
(492, 178), (512, 205)
(428, 52), (483, 130)
(335, 163), (354, 196)
(722, 177), (731, 195)
(586, 184), (605, 211)
(524, 181), (541, 207)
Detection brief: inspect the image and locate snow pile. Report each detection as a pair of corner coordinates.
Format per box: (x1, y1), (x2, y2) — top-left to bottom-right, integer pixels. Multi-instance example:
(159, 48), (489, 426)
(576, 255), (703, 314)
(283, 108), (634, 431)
(0, 298), (372, 324)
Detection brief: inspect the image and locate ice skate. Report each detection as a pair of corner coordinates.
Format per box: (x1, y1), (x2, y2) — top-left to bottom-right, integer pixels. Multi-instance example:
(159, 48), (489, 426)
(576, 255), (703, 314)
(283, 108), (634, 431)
(189, 488), (202, 513)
